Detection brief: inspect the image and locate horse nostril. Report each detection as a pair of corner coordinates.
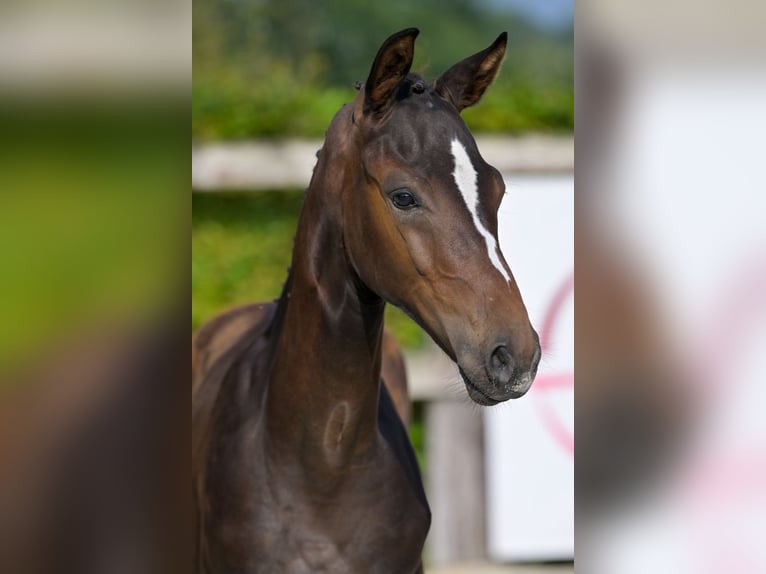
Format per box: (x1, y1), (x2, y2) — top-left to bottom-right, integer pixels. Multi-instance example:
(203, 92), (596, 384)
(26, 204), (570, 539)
(488, 344), (514, 385)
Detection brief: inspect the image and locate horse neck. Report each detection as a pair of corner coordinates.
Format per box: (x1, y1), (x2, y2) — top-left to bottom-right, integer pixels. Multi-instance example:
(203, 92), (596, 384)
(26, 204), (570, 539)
(264, 121), (385, 472)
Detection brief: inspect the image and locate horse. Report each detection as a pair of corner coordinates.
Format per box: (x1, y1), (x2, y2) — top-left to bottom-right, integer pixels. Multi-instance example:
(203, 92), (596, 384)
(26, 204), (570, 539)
(192, 28), (541, 573)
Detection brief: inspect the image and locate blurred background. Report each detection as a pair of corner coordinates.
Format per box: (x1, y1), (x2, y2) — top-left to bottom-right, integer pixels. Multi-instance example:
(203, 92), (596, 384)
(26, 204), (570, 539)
(192, 1), (573, 573)
(0, 2), (188, 572)
(577, 1), (766, 573)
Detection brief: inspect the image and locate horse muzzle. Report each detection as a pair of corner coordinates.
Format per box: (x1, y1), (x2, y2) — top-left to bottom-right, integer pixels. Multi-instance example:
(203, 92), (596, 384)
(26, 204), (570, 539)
(457, 339), (541, 405)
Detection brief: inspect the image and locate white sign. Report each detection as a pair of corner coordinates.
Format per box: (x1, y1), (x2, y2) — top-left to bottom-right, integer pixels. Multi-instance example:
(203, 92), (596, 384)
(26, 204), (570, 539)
(485, 174), (574, 561)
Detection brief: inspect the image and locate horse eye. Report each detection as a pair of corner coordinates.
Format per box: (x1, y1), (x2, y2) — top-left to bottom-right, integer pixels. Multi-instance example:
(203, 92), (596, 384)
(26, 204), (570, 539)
(391, 190), (417, 209)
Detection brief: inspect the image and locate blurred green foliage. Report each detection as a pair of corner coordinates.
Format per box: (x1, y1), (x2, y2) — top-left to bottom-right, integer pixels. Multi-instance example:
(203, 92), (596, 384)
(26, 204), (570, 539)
(0, 102), (184, 373)
(193, 0), (572, 139)
(192, 192), (427, 348)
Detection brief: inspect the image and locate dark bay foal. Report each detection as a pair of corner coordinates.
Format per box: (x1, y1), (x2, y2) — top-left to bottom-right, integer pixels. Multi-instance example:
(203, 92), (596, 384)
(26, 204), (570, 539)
(193, 28), (540, 573)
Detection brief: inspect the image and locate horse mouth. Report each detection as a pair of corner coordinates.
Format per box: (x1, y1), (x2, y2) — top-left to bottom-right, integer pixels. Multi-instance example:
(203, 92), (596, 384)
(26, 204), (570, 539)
(458, 366), (534, 405)
(458, 367), (502, 406)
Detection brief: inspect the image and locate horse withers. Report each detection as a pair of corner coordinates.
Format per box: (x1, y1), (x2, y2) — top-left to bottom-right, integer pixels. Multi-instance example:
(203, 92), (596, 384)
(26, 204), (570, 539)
(192, 28), (540, 574)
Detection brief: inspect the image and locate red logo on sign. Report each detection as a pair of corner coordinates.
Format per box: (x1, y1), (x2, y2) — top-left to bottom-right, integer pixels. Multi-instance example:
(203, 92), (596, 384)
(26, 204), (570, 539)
(532, 271), (574, 457)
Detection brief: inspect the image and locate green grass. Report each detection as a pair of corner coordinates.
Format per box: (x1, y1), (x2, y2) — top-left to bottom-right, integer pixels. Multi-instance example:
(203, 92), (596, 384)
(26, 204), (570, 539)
(192, 191), (426, 349)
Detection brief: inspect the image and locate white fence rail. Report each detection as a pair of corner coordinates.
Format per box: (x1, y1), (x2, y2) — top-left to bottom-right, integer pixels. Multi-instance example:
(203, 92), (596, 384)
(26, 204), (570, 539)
(192, 135), (573, 190)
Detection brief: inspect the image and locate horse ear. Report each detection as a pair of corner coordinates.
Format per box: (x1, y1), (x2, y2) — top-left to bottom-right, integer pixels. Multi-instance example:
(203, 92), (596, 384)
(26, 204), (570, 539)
(434, 32), (507, 112)
(364, 28), (419, 118)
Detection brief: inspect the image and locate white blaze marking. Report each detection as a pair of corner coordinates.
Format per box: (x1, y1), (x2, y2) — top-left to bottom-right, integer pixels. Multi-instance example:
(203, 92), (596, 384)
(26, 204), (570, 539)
(450, 138), (511, 283)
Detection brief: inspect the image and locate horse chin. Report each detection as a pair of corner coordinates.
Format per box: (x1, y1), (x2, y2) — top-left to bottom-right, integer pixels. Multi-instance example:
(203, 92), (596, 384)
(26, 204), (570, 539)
(458, 366), (503, 406)
(458, 366), (534, 405)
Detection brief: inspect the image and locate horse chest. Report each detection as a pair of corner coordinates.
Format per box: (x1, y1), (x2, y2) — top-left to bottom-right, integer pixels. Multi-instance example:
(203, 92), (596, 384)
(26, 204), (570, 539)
(262, 473), (427, 572)
(206, 441), (428, 574)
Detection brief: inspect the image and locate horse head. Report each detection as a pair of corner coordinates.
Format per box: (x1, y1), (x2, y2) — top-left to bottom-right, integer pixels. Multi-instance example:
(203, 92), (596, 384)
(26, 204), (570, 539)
(334, 28), (541, 405)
